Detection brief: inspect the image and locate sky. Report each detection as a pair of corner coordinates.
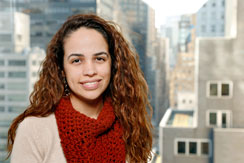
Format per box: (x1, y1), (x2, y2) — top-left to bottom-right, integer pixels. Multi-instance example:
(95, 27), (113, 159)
(142, 0), (208, 27)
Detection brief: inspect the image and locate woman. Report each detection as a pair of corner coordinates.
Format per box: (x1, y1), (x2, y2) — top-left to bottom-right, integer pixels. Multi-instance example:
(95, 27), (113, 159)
(7, 14), (152, 163)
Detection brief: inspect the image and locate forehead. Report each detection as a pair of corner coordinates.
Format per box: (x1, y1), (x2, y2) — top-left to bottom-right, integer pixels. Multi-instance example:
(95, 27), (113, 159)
(63, 27), (109, 55)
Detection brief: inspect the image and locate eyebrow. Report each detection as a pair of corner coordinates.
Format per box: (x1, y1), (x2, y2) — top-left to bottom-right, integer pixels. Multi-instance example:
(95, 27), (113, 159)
(67, 52), (109, 60)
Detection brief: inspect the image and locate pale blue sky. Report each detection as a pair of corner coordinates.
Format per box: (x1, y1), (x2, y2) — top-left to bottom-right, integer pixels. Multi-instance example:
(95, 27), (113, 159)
(142, 0), (208, 27)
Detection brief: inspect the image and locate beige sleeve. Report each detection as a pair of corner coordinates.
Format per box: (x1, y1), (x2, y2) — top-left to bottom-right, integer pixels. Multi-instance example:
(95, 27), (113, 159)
(11, 118), (45, 163)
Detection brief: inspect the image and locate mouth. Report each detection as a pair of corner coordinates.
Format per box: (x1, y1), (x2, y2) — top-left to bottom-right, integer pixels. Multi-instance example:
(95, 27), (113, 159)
(80, 79), (101, 90)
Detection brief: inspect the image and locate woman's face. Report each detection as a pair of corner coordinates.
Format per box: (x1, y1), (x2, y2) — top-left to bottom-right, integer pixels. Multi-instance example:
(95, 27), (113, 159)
(63, 27), (111, 103)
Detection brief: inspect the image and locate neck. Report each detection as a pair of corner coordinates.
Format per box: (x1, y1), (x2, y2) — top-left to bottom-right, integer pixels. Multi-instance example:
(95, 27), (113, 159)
(69, 94), (104, 119)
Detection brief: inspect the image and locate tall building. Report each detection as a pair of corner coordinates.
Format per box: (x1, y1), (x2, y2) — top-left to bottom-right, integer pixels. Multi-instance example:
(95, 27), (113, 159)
(196, 0), (226, 37)
(0, 48), (45, 162)
(0, 9), (45, 161)
(0, 11), (30, 54)
(160, 0), (244, 163)
(169, 14), (196, 109)
(119, 0), (149, 73)
(14, 0), (116, 49)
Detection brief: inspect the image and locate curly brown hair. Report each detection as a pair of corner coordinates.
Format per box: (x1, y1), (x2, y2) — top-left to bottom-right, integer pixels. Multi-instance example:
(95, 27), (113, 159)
(7, 14), (153, 162)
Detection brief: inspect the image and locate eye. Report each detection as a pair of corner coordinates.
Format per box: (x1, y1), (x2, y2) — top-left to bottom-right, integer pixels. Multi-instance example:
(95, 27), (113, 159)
(96, 57), (106, 62)
(72, 59), (81, 64)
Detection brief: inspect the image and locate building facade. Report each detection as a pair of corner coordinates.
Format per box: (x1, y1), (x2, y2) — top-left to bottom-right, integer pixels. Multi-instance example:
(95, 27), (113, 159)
(196, 0), (226, 37)
(160, 0), (244, 163)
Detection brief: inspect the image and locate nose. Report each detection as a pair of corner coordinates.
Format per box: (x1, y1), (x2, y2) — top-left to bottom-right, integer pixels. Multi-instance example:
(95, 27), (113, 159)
(83, 61), (97, 76)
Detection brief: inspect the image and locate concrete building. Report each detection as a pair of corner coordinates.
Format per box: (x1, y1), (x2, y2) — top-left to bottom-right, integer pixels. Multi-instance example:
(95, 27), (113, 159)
(0, 47), (45, 162)
(0, 11), (30, 53)
(196, 0), (226, 37)
(169, 14), (196, 109)
(0, 9), (45, 161)
(14, 0), (116, 49)
(160, 0), (244, 163)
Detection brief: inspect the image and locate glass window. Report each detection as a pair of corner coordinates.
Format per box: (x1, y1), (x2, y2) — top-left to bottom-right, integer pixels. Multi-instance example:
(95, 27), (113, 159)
(0, 106), (4, 112)
(222, 0), (225, 6)
(201, 25), (206, 32)
(7, 94), (26, 102)
(211, 25), (216, 32)
(0, 72), (4, 78)
(0, 60), (4, 66)
(0, 95), (5, 101)
(0, 83), (4, 89)
(210, 83), (218, 96)
(221, 84), (229, 96)
(201, 142), (209, 155)
(209, 112), (217, 125)
(8, 106), (25, 113)
(189, 142), (197, 154)
(222, 112), (227, 128)
(177, 141), (186, 154)
(8, 60), (26, 66)
(7, 82), (27, 90)
(8, 72), (26, 78)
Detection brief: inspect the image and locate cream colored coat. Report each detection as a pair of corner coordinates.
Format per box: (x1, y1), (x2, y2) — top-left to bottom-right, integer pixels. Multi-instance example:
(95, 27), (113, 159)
(11, 114), (67, 163)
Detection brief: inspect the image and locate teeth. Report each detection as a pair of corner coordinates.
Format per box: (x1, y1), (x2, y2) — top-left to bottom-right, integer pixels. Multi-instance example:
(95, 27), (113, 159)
(83, 82), (97, 86)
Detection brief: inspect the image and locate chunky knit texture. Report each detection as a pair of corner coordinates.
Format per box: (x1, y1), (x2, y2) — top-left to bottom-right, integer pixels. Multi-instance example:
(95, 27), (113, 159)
(55, 97), (126, 163)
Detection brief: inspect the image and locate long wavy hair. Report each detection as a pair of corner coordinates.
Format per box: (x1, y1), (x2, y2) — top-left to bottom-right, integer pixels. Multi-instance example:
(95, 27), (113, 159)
(7, 14), (152, 162)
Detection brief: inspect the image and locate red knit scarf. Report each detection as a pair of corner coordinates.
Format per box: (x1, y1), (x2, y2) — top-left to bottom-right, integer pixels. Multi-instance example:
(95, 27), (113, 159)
(55, 97), (126, 163)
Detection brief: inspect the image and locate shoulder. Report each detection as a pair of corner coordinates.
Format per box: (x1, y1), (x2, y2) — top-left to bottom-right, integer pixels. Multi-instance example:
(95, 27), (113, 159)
(17, 113), (58, 142)
(18, 114), (56, 132)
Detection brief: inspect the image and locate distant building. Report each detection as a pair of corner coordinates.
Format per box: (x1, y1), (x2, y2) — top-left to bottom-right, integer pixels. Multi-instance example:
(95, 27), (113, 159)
(0, 47), (45, 162)
(0, 9), (45, 161)
(160, 0), (244, 163)
(196, 0), (226, 37)
(0, 11), (30, 53)
(169, 14), (196, 109)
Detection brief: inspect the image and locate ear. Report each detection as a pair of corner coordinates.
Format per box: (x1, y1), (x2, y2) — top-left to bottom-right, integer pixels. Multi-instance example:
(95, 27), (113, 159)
(61, 70), (65, 78)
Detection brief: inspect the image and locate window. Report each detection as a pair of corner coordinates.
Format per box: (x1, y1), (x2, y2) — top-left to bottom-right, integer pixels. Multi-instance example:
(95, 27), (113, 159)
(8, 106), (25, 113)
(175, 139), (211, 156)
(8, 60), (26, 66)
(0, 72), (4, 78)
(7, 94), (27, 102)
(222, 0), (225, 6)
(0, 95), (5, 101)
(7, 82), (27, 90)
(0, 83), (4, 89)
(0, 106), (4, 112)
(210, 83), (218, 96)
(212, 2), (216, 7)
(207, 81), (233, 98)
(211, 25), (216, 32)
(178, 141), (186, 154)
(209, 112), (217, 125)
(207, 110), (232, 128)
(189, 142), (197, 154)
(201, 25), (206, 33)
(8, 71), (26, 78)
(201, 142), (209, 155)
(221, 84), (229, 96)
(0, 60), (4, 66)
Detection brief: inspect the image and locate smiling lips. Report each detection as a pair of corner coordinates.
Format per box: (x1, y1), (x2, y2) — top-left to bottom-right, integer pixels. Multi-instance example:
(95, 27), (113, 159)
(80, 79), (101, 90)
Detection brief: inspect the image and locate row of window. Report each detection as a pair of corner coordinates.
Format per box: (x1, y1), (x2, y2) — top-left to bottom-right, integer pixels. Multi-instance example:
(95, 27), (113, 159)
(201, 24), (225, 33)
(0, 106), (25, 113)
(0, 82), (27, 90)
(0, 60), (26, 66)
(207, 81), (232, 98)
(175, 139), (210, 156)
(203, 0), (225, 8)
(0, 72), (26, 78)
(0, 95), (27, 102)
(207, 110), (231, 128)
